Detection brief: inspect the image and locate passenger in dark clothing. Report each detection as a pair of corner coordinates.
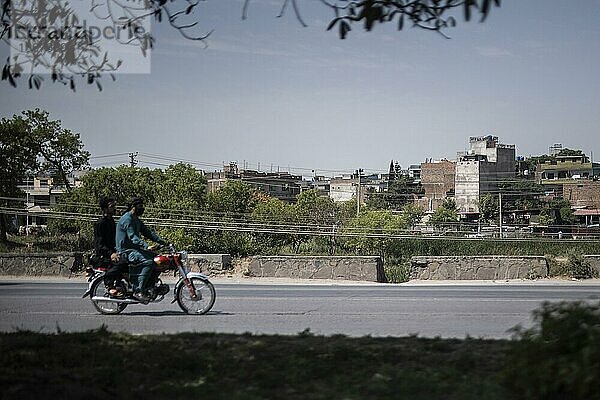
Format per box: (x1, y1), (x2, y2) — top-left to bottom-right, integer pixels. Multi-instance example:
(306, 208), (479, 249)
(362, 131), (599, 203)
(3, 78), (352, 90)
(94, 197), (126, 297)
(94, 198), (116, 266)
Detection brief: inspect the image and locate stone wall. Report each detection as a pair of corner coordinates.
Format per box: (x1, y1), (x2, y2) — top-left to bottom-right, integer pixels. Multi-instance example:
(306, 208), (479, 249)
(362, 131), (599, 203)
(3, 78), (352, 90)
(410, 256), (549, 280)
(248, 256), (384, 282)
(186, 254), (232, 274)
(0, 253), (84, 276)
(0, 253), (231, 276)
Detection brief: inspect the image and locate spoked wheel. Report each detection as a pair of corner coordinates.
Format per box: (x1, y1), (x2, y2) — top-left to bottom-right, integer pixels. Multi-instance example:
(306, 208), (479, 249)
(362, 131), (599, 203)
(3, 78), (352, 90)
(90, 278), (127, 315)
(176, 277), (216, 315)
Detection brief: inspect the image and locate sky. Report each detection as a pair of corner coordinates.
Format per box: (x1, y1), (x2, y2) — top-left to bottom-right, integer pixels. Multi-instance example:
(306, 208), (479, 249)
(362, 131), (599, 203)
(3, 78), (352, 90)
(2, 0), (600, 176)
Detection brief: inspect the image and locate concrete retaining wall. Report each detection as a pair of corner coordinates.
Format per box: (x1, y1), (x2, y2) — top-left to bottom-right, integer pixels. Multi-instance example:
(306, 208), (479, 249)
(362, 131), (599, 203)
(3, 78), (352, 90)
(410, 256), (549, 280)
(0, 253), (232, 276)
(248, 256), (385, 282)
(0, 253), (84, 276)
(186, 254), (233, 274)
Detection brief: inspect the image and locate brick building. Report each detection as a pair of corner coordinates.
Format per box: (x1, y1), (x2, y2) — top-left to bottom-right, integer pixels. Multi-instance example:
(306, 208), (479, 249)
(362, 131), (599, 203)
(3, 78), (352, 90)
(563, 181), (600, 209)
(419, 159), (456, 212)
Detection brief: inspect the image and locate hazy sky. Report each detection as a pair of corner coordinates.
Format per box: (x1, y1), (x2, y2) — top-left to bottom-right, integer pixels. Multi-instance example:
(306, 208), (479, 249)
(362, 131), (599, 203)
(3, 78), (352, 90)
(2, 0), (600, 176)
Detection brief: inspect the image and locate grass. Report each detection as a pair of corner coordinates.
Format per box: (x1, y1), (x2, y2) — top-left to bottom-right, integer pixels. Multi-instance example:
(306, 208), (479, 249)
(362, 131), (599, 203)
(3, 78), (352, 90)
(1, 302), (598, 399)
(1, 328), (510, 399)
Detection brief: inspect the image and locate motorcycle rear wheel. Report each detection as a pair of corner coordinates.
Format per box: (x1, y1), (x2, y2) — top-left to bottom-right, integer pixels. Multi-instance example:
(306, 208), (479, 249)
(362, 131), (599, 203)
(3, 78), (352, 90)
(176, 277), (216, 315)
(90, 278), (128, 315)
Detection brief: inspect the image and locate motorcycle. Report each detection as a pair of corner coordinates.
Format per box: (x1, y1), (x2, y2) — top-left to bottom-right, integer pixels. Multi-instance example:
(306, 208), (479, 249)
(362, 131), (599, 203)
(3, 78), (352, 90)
(83, 245), (216, 315)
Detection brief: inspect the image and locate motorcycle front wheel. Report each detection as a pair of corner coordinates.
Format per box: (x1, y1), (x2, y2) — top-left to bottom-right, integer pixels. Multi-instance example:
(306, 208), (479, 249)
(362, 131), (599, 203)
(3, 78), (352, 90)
(90, 278), (128, 315)
(176, 277), (216, 315)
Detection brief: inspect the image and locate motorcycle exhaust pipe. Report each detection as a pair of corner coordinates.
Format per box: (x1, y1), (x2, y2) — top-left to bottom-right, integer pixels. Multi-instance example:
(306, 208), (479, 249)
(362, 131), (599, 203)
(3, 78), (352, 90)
(91, 296), (140, 304)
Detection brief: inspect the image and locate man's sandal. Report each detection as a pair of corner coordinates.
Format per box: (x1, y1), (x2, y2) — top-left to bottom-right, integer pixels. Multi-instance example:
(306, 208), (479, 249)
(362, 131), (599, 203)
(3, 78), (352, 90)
(108, 288), (126, 298)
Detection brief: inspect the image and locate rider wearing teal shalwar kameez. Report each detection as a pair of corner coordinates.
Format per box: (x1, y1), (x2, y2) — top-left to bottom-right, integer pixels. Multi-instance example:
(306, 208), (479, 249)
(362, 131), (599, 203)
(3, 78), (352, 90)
(115, 198), (166, 302)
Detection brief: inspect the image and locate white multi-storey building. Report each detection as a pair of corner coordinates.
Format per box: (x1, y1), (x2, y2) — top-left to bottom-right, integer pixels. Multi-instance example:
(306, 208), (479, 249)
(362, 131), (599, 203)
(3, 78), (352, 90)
(455, 135), (516, 217)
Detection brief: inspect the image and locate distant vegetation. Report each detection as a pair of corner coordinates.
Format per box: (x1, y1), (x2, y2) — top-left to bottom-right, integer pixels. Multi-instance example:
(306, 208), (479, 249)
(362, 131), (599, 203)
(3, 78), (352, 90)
(2, 163), (598, 282)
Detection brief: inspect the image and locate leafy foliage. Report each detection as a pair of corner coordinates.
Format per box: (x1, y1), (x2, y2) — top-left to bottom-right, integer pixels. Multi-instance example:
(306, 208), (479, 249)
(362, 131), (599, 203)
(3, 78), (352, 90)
(2, 0), (500, 90)
(48, 164), (199, 246)
(497, 178), (544, 224)
(429, 198), (459, 225)
(0, 109), (89, 241)
(323, 0), (500, 39)
(539, 198), (576, 226)
(504, 301), (600, 400)
(1, 0), (210, 90)
(366, 176), (423, 211)
(477, 194), (498, 223)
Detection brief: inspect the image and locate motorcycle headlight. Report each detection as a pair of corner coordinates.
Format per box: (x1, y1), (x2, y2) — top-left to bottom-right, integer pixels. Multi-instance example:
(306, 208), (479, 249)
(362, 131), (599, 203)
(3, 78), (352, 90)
(179, 251), (188, 260)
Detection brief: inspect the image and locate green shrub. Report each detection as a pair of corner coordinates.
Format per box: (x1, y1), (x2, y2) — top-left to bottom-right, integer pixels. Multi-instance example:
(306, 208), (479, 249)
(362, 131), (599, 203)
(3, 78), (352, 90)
(383, 259), (410, 283)
(548, 253), (597, 279)
(566, 252), (595, 279)
(503, 301), (600, 400)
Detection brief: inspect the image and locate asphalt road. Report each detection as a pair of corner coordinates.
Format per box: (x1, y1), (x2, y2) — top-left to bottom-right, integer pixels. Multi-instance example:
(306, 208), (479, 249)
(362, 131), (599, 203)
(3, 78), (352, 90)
(1, 279), (599, 338)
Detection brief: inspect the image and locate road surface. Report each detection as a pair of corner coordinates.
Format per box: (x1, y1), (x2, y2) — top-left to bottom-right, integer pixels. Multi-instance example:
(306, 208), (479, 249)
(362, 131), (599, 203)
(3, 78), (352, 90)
(1, 279), (598, 338)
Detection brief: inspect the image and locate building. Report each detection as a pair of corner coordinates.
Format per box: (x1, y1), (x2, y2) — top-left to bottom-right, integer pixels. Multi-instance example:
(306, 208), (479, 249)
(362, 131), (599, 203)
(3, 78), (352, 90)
(537, 154), (600, 185)
(17, 172), (85, 229)
(419, 159), (456, 212)
(407, 164), (421, 183)
(204, 162), (303, 203)
(308, 175), (331, 197)
(548, 143), (563, 156)
(454, 135), (516, 216)
(563, 181), (600, 209)
(329, 174), (359, 203)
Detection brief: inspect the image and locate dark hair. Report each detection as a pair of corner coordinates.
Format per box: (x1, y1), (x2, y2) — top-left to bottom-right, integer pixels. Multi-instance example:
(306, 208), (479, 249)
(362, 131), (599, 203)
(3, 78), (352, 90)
(99, 197), (115, 211)
(127, 197), (144, 211)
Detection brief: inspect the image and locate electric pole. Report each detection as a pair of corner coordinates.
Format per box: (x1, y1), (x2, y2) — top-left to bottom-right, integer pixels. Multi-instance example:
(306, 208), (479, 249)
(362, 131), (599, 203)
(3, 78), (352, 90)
(499, 192), (503, 238)
(356, 168), (363, 217)
(129, 152), (138, 167)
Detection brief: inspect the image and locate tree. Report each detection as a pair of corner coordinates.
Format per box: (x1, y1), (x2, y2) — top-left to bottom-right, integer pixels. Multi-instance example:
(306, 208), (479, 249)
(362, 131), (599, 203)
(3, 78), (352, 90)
(0, 109), (89, 242)
(538, 198), (576, 227)
(290, 189), (338, 253)
(2, 0), (500, 90)
(16, 110), (90, 190)
(202, 180), (263, 256)
(251, 197), (295, 254)
(400, 203), (424, 228)
(50, 163), (209, 249)
(343, 209), (408, 259)
(429, 198), (458, 225)
(366, 175), (423, 211)
(478, 193), (498, 223)
(207, 180), (259, 215)
(50, 165), (162, 239)
(321, 0), (500, 39)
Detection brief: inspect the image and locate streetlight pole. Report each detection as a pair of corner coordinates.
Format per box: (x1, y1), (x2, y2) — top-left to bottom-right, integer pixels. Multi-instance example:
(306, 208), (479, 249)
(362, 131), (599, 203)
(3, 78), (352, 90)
(499, 192), (503, 238)
(356, 168), (363, 217)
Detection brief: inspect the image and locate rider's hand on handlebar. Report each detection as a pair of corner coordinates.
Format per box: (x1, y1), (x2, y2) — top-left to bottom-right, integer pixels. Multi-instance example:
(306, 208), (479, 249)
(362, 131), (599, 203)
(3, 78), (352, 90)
(110, 252), (119, 262)
(147, 243), (160, 251)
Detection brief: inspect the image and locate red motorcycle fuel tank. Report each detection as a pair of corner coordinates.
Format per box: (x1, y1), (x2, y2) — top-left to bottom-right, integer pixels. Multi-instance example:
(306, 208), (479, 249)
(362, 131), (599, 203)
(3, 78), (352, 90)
(153, 254), (170, 271)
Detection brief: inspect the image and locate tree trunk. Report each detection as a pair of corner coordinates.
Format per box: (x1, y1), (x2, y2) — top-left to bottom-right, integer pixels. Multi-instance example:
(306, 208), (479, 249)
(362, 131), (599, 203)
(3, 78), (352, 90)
(0, 213), (8, 243)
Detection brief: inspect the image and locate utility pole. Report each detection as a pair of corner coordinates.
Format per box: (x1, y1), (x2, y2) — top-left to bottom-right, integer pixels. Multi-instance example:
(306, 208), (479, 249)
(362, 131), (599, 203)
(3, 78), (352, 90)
(128, 152), (138, 167)
(499, 192), (503, 238)
(356, 168), (363, 217)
